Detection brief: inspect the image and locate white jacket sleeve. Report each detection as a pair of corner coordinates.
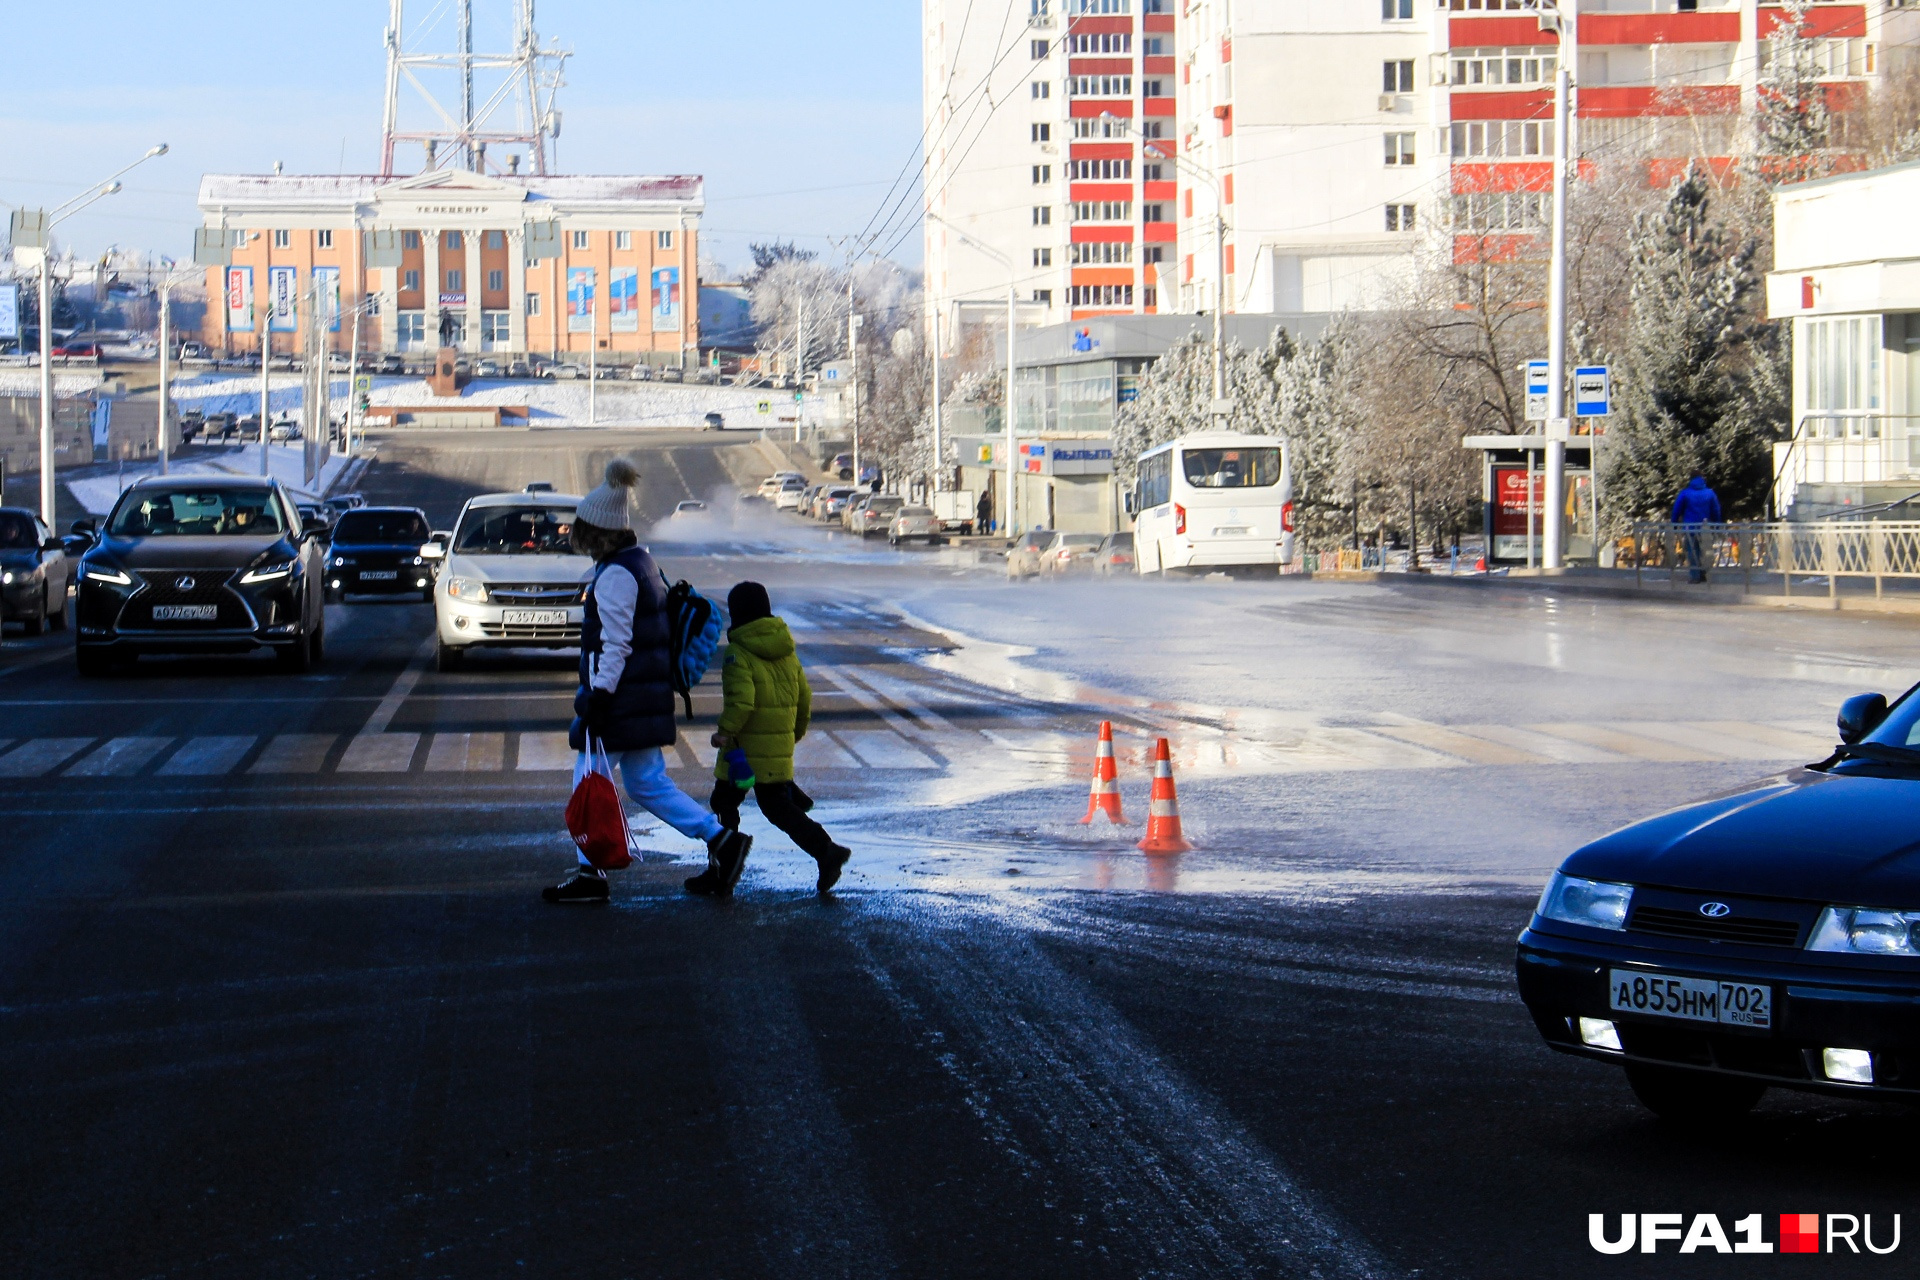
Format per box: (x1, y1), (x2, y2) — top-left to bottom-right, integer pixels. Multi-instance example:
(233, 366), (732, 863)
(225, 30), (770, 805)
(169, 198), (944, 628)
(590, 563), (638, 692)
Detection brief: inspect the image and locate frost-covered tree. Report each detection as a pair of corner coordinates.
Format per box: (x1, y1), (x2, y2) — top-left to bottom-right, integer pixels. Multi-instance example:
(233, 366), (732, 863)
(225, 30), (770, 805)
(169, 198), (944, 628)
(1756, 0), (1833, 181)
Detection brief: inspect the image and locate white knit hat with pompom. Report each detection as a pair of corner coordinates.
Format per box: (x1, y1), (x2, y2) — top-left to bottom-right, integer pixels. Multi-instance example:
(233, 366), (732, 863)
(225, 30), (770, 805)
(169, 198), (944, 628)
(575, 458), (639, 530)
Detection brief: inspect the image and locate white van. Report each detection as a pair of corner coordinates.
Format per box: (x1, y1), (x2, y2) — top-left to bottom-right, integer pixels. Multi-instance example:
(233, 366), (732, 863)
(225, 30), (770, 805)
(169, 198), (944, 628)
(1130, 432), (1294, 574)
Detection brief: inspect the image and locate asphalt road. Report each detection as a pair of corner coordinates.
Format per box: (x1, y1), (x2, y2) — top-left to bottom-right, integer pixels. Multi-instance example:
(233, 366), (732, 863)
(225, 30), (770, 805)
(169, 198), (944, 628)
(3, 431), (1918, 1279)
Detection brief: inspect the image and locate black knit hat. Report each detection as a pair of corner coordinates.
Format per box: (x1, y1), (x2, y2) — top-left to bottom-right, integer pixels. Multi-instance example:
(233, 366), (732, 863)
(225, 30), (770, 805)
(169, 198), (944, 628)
(728, 581), (772, 628)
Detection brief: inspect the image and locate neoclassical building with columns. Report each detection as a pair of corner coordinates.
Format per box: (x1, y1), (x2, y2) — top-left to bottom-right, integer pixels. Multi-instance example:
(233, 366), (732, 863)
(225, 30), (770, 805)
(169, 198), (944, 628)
(196, 168), (704, 365)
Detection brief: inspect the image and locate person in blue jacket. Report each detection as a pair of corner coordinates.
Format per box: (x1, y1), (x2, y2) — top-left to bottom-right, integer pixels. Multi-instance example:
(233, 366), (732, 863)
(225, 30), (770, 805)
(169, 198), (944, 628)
(544, 458), (752, 903)
(1671, 473), (1723, 584)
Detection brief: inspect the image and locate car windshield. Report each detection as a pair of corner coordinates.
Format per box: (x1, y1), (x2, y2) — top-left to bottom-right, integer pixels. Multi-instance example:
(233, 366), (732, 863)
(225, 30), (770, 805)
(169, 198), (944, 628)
(0, 512), (38, 548)
(334, 510), (430, 544)
(899, 507), (932, 517)
(1182, 447), (1282, 488)
(108, 488), (285, 537)
(1021, 531), (1052, 549)
(1107, 533), (1134, 549)
(869, 497), (903, 509)
(454, 505), (577, 555)
(1062, 535), (1103, 548)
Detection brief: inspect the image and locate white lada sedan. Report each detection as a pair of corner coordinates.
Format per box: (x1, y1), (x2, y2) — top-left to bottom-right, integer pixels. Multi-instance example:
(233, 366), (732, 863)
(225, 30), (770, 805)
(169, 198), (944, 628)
(427, 491), (592, 671)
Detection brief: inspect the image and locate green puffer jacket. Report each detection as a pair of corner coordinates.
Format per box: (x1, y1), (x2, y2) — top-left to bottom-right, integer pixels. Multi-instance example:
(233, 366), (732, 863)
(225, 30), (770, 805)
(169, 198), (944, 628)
(713, 615), (811, 784)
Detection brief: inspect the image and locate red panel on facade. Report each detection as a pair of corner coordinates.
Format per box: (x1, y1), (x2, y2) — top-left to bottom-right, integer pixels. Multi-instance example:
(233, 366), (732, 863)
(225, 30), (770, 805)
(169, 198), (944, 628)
(1449, 17), (1557, 49)
(1144, 56), (1175, 73)
(1071, 99), (1134, 117)
(1581, 12), (1740, 45)
(1449, 162), (1555, 194)
(1758, 5), (1865, 39)
(1452, 233), (1538, 265)
(1143, 14), (1173, 32)
(1143, 181), (1176, 199)
(1071, 226), (1135, 243)
(1145, 96), (1177, 117)
(1069, 16), (1132, 34)
(1071, 143), (1134, 161)
(1144, 222), (1177, 243)
(1070, 58), (1134, 74)
(1072, 268), (1136, 286)
(1071, 183), (1134, 201)
(1580, 85), (1739, 117)
(1450, 90), (1552, 120)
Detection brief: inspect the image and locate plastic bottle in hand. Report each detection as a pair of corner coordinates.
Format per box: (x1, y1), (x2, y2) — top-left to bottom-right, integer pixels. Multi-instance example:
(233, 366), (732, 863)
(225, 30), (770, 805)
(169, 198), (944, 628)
(726, 748), (756, 789)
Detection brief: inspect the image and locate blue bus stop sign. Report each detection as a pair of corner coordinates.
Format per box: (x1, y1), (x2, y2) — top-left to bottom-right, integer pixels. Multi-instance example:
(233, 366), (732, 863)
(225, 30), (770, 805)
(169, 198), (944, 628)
(1574, 366), (1611, 417)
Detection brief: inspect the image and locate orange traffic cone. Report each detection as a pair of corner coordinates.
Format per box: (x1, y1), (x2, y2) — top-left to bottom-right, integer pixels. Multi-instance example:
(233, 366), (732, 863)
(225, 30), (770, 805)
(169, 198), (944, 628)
(1137, 737), (1192, 854)
(1079, 720), (1126, 824)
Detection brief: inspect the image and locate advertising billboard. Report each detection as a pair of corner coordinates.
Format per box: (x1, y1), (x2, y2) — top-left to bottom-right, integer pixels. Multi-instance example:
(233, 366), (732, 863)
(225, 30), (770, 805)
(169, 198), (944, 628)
(0, 282), (17, 342)
(651, 267), (680, 332)
(227, 266), (254, 332)
(313, 267), (341, 333)
(567, 267), (595, 334)
(609, 267), (640, 333)
(268, 266), (298, 333)
(1491, 466), (1542, 562)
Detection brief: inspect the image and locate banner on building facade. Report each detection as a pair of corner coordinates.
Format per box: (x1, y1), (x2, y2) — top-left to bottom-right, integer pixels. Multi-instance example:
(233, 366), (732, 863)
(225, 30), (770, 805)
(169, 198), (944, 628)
(313, 266), (341, 333)
(268, 266), (298, 333)
(567, 268), (595, 334)
(651, 267), (680, 332)
(609, 267), (640, 333)
(0, 283), (17, 341)
(227, 266), (254, 332)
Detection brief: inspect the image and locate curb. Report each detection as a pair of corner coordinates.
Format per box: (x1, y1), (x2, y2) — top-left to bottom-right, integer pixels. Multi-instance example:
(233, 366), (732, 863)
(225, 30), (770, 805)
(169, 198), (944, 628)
(1339, 569), (1920, 616)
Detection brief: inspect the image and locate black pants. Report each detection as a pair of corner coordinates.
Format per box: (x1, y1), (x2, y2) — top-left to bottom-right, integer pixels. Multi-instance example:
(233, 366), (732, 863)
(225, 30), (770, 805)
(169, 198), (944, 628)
(709, 779), (838, 860)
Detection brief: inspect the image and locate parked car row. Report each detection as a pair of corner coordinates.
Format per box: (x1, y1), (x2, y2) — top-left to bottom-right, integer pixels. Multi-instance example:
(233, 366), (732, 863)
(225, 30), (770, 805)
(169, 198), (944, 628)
(1007, 529), (1134, 580)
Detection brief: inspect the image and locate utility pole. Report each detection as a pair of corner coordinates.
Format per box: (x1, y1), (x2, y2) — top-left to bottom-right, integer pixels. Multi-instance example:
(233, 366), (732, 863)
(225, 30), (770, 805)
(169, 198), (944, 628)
(588, 286), (597, 426)
(1542, 0), (1577, 568)
(931, 308), (942, 493)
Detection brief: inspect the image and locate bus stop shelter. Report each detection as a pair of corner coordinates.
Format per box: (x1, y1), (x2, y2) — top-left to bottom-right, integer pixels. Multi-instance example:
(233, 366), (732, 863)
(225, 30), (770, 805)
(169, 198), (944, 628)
(1463, 434), (1599, 567)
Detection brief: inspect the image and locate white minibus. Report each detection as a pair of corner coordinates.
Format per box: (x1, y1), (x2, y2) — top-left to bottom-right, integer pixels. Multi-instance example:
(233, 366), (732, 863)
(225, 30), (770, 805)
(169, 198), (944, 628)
(1130, 432), (1294, 574)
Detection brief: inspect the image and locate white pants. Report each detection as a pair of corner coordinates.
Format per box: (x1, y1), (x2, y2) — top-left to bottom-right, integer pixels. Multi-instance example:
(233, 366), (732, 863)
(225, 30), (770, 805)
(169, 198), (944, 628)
(573, 746), (723, 867)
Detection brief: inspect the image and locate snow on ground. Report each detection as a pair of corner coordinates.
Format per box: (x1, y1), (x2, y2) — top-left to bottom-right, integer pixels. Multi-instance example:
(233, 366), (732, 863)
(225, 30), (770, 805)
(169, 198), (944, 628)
(0, 369), (106, 397)
(65, 442), (356, 514)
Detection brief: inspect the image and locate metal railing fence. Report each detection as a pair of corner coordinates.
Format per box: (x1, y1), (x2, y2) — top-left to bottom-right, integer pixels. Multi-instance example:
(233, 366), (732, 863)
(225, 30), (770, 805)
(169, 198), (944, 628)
(1630, 521), (1920, 598)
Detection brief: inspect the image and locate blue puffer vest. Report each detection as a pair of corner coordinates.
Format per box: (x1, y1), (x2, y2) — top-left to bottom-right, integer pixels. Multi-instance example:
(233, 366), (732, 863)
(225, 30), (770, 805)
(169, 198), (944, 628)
(570, 545), (678, 752)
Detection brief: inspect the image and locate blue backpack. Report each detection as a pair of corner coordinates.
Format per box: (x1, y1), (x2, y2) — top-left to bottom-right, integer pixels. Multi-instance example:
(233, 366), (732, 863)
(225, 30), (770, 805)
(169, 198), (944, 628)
(661, 574), (724, 717)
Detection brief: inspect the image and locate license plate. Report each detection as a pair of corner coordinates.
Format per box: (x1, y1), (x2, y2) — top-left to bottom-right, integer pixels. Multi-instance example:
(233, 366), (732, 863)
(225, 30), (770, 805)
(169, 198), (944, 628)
(1609, 969), (1772, 1029)
(359, 570), (397, 580)
(502, 609), (568, 625)
(152, 604), (218, 622)
(1212, 526), (1250, 536)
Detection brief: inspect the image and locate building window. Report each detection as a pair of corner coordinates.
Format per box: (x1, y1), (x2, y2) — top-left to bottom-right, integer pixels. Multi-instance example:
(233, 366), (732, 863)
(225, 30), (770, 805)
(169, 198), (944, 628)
(1143, 163), (1165, 182)
(402, 230), (421, 250)
(660, 230), (676, 250)
(1069, 284), (1134, 306)
(397, 311), (426, 349)
(1385, 132), (1417, 165)
(316, 229), (334, 249)
(1142, 203), (1167, 223)
(403, 269), (421, 292)
(1032, 38), (1050, 59)
(445, 230), (464, 250)
(1033, 206), (1053, 225)
(573, 230), (589, 250)
(1143, 0), (1166, 11)
(1144, 36), (1166, 56)
(1801, 316), (1883, 429)
(1033, 164), (1052, 183)
(1144, 245), (1166, 264)
(1034, 247), (1053, 267)
(1141, 119), (1166, 139)
(1068, 75), (1132, 97)
(1072, 117), (1132, 139)
(1449, 48), (1559, 87)
(1069, 158), (1132, 180)
(363, 294), (380, 316)
(1033, 289), (1053, 304)
(445, 269), (463, 291)
(1382, 0), (1413, 18)
(273, 229), (290, 249)
(526, 293), (542, 316)
(1032, 122), (1052, 143)
(615, 230), (632, 250)
(1385, 203), (1417, 232)
(1070, 0), (1132, 14)
(1143, 286), (1157, 307)
(481, 311), (512, 346)
(1383, 59), (1414, 93)
(1032, 80), (1051, 99)
(487, 230), (506, 250)
(1070, 241), (1132, 264)
(1448, 192), (1546, 231)
(1449, 120), (1545, 158)
(1143, 79), (1165, 98)
(1068, 32), (1131, 54)
(487, 269), (505, 292)
(1072, 200), (1132, 222)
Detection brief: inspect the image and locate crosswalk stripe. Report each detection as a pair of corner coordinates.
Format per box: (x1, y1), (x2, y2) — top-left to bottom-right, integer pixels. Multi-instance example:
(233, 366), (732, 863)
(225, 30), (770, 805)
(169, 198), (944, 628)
(515, 731), (575, 771)
(1373, 724), (1553, 766)
(1451, 724), (1627, 764)
(338, 733), (421, 773)
(0, 737), (97, 778)
(159, 736), (258, 776)
(1700, 721), (1833, 756)
(65, 736), (174, 777)
(1614, 721), (1801, 762)
(250, 734), (336, 774)
(426, 732), (504, 772)
(793, 732), (861, 770)
(834, 729), (941, 769)
(1526, 722), (1716, 763)
(678, 730), (717, 768)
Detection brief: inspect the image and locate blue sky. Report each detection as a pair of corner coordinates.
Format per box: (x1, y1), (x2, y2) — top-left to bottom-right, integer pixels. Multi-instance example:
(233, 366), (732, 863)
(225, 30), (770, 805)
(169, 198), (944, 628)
(0, 0), (924, 275)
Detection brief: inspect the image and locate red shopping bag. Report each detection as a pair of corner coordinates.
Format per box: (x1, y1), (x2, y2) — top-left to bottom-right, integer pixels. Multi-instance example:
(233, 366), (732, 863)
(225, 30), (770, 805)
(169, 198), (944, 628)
(565, 733), (633, 870)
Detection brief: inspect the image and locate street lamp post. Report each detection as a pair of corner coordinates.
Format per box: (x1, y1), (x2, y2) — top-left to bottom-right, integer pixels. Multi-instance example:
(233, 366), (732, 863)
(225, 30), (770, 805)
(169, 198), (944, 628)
(1146, 144), (1229, 430)
(927, 213), (1017, 537)
(153, 258), (197, 476)
(1539, 0), (1578, 568)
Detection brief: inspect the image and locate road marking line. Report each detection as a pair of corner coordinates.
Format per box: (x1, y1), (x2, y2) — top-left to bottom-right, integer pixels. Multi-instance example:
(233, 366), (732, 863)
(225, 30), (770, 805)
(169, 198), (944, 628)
(676, 730), (717, 768)
(361, 633), (436, 735)
(249, 734), (338, 774)
(834, 665), (960, 732)
(1527, 722), (1718, 762)
(812, 664), (928, 739)
(159, 736), (258, 776)
(833, 729), (941, 769)
(338, 733), (422, 773)
(1700, 721), (1832, 756)
(425, 731), (504, 772)
(1616, 720), (1802, 761)
(64, 736), (174, 778)
(793, 732), (861, 770)
(1372, 723), (1553, 766)
(0, 737), (97, 778)
(515, 731), (575, 771)
(1451, 724), (1627, 764)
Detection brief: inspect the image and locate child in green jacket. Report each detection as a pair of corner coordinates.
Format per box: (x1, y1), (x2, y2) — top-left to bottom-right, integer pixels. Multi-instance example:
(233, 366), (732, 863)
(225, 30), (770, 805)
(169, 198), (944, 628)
(702, 581), (852, 893)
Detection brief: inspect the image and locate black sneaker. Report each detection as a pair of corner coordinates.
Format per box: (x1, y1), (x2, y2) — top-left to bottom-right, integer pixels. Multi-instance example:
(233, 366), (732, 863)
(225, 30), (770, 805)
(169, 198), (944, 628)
(713, 829), (753, 890)
(543, 870), (609, 904)
(684, 862), (726, 896)
(815, 844), (852, 893)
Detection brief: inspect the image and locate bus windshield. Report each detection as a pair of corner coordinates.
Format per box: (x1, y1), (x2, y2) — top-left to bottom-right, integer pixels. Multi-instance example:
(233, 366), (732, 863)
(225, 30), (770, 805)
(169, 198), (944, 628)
(1182, 447), (1282, 489)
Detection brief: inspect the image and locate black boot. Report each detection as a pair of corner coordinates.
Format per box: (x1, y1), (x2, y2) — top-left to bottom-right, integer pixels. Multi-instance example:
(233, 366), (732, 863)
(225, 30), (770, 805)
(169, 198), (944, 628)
(685, 829), (753, 896)
(543, 868), (610, 904)
(815, 843), (851, 893)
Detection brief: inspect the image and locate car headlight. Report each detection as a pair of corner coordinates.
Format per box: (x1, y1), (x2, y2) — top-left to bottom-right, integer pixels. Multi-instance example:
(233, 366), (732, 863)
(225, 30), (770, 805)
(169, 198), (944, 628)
(1807, 907), (1920, 956)
(1536, 871), (1633, 931)
(240, 559), (297, 584)
(1, 570), (11, 585)
(445, 576), (489, 603)
(84, 564), (133, 586)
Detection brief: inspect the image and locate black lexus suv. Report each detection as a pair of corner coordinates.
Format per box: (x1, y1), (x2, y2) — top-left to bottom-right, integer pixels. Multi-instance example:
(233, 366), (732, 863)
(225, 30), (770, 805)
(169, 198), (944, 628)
(74, 476), (328, 674)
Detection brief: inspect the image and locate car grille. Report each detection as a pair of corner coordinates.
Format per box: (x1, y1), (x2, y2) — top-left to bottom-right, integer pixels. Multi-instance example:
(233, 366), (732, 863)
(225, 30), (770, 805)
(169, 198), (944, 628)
(488, 583), (585, 605)
(478, 621), (581, 641)
(126, 568), (252, 629)
(1628, 904), (1803, 948)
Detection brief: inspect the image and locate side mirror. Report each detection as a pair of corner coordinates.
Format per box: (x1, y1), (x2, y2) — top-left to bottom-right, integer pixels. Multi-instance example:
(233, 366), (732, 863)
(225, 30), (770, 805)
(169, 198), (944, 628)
(1838, 692), (1890, 745)
(70, 519), (95, 539)
(419, 539), (446, 561)
(302, 516), (330, 537)
(1124, 490), (1139, 516)
(41, 537), (63, 553)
